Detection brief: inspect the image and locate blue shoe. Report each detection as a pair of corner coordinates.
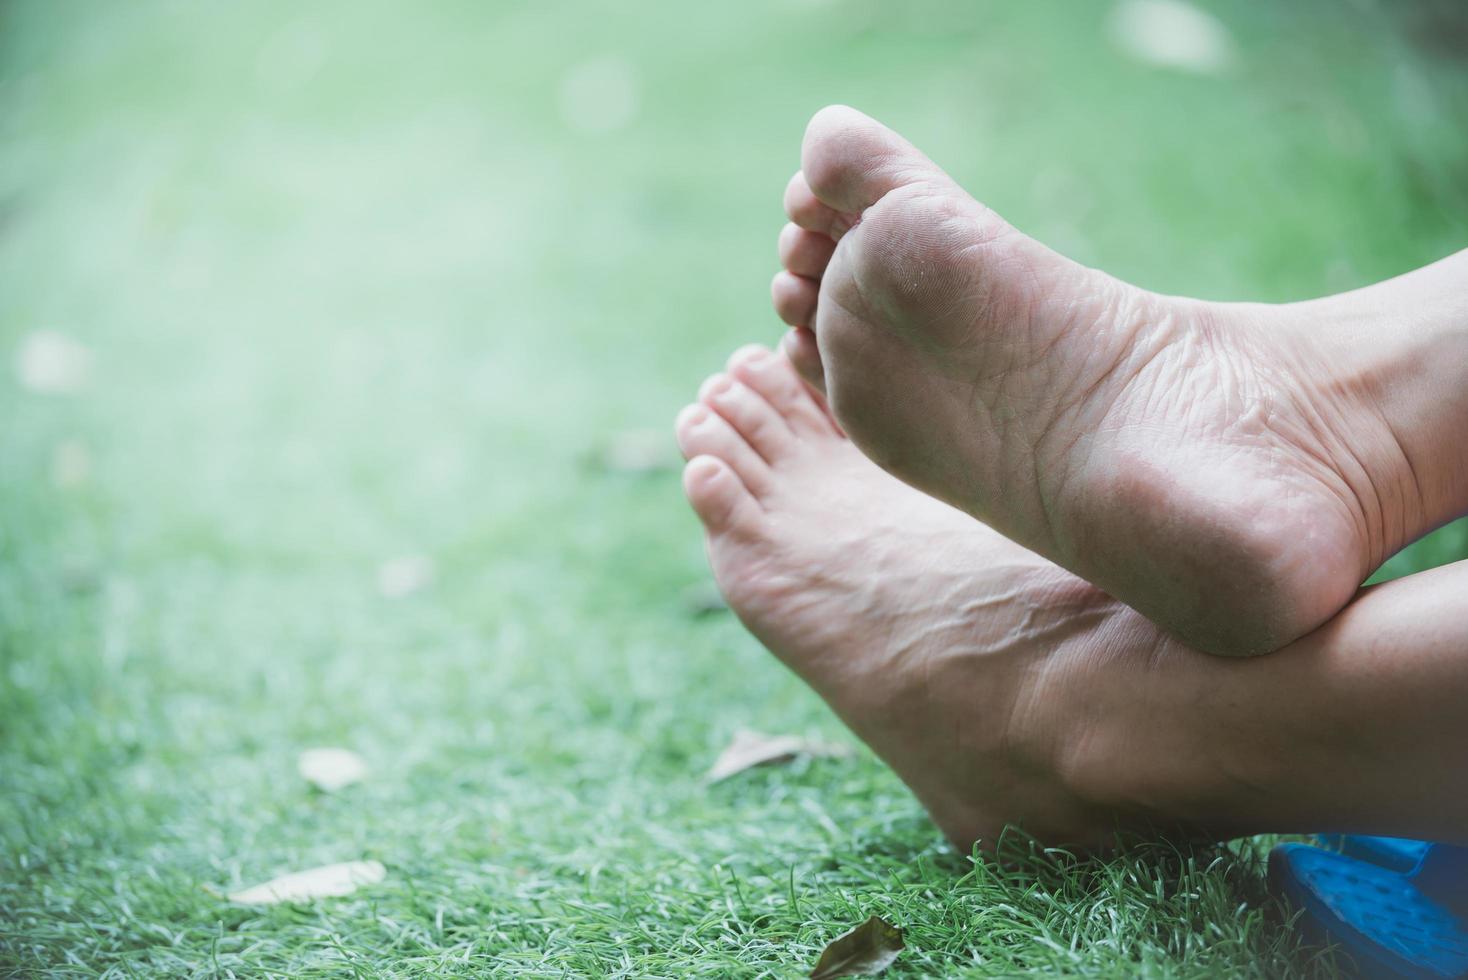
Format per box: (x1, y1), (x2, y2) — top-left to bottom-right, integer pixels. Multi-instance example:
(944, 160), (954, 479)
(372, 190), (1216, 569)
(1270, 841), (1468, 979)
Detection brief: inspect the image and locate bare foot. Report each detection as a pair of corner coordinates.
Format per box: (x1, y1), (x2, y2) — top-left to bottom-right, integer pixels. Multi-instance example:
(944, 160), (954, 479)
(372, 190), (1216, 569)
(772, 105), (1460, 657)
(676, 345), (1221, 848)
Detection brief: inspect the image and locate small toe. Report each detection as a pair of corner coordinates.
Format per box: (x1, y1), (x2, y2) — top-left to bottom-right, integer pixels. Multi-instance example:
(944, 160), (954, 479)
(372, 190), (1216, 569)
(778, 222), (837, 280)
(683, 455), (761, 535)
(784, 171), (857, 241)
(782, 327), (827, 396)
(725, 343), (775, 373)
(728, 343), (837, 438)
(699, 373), (795, 463)
(771, 271), (819, 327)
(801, 104), (949, 215)
(675, 401), (772, 495)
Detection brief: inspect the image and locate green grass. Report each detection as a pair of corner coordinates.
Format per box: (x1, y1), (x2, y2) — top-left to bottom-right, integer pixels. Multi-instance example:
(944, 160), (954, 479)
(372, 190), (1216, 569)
(3, 0), (1467, 975)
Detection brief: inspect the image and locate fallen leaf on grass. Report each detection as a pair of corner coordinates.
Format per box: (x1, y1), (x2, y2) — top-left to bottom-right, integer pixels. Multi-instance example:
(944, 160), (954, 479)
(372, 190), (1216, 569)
(16, 330), (91, 394)
(377, 555), (435, 599)
(589, 428), (677, 475)
(51, 440), (91, 488)
(706, 728), (851, 783)
(1107, 0), (1234, 75)
(228, 860), (386, 905)
(679, 581), (728, 617)
(59, 560), (101, 595)
(298, 747), (369, 792)
(559, 53), (640, 134)
(810, 915), (905, 979)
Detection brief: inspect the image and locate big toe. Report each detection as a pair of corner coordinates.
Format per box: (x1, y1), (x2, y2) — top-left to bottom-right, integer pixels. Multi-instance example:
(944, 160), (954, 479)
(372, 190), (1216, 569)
(780, 327), (826, 395)
(683, 455), (760, 537)
(801, 104), (951, 214)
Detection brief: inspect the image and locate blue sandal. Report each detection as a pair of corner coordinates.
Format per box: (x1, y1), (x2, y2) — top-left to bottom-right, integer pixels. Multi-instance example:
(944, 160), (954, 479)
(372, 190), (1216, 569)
(1269, 837), (1468, 978)
(1319, 836), (1434, 874)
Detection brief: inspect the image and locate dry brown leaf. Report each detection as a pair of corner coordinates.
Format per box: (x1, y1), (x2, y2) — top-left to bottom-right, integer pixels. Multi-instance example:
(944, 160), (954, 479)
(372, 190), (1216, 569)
(592, 428), (677, 475)
(298, 747), (369, 792)
(1108, 0), (1234, 75)
(377, 555), (435, 599)
(16, 330), (92, 394)
(51, 440), (91, 488)
(809, 915), (905, 979)
(227, 860), (386, 905)
(679, 581), (728, 618)
(560, 54), (640, 134)
(706, 728), (851, 783)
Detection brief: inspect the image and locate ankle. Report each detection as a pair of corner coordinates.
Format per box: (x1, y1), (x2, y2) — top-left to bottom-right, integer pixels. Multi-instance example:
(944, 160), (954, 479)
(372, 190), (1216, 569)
(1045, 608), (1184, 818)
(1292, 254), (1468, 546)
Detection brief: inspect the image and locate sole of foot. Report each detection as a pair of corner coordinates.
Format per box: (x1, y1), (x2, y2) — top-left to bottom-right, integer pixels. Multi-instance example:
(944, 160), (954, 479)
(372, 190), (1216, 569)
(772, 105), (1435, 658)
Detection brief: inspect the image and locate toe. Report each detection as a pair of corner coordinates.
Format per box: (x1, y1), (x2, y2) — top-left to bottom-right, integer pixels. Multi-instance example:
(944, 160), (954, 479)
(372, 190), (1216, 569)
(771, 271), (819, 327)
(801, 104), (950, 215)
(782, 327), (827, 396)
(778, 222), (837, 279)
(725, 343), (775, 374)
(727, 344), (837, 438)
(699, 372), (796, 463)
(683, 455), (761, 535)
(675, 401), (772, 495)
(784, 171), (857, 241)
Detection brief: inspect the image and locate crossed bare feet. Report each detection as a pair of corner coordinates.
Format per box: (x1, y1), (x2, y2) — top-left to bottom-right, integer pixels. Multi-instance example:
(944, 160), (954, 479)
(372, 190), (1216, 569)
(771, 106), (1466, 657)
(678, 106), (1468, 850)
(676, 343), (1468, 850)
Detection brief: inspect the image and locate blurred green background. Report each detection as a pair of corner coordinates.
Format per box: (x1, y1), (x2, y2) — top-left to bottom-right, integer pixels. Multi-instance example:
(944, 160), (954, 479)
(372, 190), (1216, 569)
(3, 0), (1466, 975)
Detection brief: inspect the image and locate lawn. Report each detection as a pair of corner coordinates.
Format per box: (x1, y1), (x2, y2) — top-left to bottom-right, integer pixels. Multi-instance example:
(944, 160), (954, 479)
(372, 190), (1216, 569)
(3, 0), (1467, 975)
